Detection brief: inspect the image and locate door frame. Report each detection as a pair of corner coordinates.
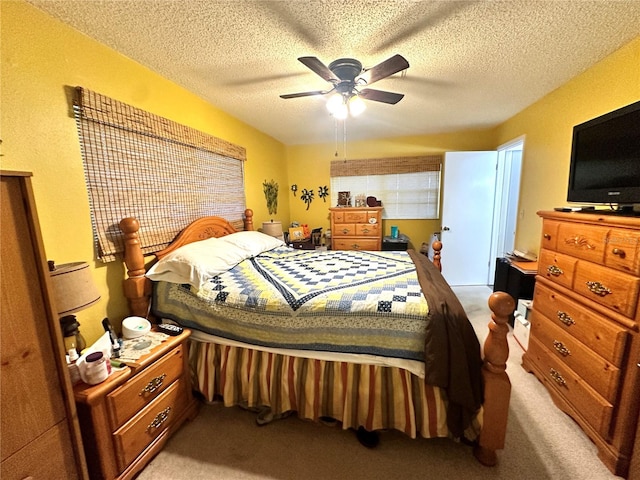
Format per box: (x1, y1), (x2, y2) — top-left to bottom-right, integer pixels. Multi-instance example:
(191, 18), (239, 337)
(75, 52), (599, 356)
(488, 136), (525, 285)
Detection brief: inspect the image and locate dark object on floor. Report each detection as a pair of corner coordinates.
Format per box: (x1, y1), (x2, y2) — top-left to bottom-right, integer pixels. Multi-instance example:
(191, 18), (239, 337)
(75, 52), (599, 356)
(356, 426), (380, 448)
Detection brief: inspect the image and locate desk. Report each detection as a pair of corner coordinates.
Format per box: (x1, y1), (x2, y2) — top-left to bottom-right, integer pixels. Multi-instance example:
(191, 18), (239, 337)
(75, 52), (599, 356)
(493, 257), (537, 326)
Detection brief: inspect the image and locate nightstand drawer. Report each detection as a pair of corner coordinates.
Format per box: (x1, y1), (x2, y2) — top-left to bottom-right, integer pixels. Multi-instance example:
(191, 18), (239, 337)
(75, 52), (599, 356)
(530, 309), (621, 402)
(107, 345), (184, 429)
(527, 336), (613, 438)
(532, 281), (628, 366)
(113, 379), (188, 470)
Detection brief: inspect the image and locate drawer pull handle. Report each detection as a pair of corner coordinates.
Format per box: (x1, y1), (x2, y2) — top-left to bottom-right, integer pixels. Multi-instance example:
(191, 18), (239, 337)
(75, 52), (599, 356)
(553, 340), (571, 356)
(612, 248), (626, 258)
(549, 368), (566, 387)
(586, 281), (612, 297)
(557, 311), (575, 326)
(565, 235), (595, 250)
(147, 406), (171, 432)
(342, 228), (350, 234)
(543, 233), (551, 240)
(362, 228), (370, 234)
(547, 265), (563, 276)
(140, 374), (167, 396)
(352, 244), (360, 250)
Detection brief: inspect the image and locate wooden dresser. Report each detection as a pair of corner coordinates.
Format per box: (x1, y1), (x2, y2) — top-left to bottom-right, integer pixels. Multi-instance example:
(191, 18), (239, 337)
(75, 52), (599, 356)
(74, 329), (198, 479)
(329, 207), (383, 251)
(1, 171), (88, 479)
(523, 210), (640, 478)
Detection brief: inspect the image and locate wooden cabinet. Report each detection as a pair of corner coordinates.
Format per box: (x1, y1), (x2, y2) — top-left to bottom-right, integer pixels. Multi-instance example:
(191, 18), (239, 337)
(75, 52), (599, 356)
(1, 171), (88, 479)
(74, 329), (198, 480)
(330, 207), (383, 251)
(523, 211), (640, 478)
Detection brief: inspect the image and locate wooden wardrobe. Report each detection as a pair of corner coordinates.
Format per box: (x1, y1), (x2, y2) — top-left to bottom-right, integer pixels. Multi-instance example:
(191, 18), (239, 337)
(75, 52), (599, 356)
(1, 171), (88, 479)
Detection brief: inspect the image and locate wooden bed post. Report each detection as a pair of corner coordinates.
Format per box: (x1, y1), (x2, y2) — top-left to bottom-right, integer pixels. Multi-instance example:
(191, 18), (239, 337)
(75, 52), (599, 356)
(243, 208), (254, 231)
(119, 217), (151, 318)
(474, 291), (514, 466)
(431, 240), (442, 271)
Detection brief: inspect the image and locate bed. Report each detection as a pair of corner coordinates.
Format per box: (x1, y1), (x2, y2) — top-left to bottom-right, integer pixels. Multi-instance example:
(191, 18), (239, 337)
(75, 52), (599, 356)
(118, 209), (513, 466)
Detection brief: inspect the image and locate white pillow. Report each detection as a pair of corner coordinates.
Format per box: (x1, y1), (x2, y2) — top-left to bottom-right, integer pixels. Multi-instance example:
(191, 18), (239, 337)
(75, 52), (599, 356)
(146, 237), (248, 289)
(219, 230), (284, 257)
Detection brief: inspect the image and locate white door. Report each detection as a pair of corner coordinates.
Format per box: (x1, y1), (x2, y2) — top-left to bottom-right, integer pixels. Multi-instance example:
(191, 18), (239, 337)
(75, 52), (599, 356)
(440, 151), (498, 286)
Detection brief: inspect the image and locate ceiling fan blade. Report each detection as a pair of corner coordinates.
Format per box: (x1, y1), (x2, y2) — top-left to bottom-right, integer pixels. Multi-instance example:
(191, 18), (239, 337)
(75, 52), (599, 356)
(359, 88), (405, 105)
(280, 89), (331, 99)
(359, 54), (410, 85)
(298, 57), (340, 83)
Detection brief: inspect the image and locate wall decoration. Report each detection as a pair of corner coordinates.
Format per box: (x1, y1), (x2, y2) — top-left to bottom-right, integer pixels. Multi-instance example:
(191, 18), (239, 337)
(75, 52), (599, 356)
(291, 184), (298, 197)
(301, 188), (314, 210)
(318, 185), (329, 202)
(263, 179), (279, 215)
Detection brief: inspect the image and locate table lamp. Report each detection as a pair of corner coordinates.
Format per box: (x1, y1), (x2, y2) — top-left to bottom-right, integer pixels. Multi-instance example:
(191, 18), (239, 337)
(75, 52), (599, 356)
(48, 261), (101, 354)
(262, 220), (284, 241)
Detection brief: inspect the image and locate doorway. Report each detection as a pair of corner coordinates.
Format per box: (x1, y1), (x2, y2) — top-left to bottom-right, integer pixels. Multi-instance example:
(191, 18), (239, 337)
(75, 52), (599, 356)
(488, 138), (524, 285)
(440, 139), (524, 287)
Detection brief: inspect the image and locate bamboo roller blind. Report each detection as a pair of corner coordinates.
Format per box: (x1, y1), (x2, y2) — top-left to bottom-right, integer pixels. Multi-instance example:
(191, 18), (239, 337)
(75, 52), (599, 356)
(73, 87), (247, 262)
(330, 155), (442, 177)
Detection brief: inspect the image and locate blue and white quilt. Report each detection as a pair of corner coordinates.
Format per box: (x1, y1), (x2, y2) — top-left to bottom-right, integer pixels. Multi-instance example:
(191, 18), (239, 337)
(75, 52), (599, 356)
(152, 247), (430, 361)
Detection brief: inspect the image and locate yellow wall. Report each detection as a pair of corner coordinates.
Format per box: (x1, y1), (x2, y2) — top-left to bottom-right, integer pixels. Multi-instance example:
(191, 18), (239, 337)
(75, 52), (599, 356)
(496, 36), (640, 253)
(3, 1), (639, 344)
(285, 129), (497, 250)
(1, 1), (289, 343)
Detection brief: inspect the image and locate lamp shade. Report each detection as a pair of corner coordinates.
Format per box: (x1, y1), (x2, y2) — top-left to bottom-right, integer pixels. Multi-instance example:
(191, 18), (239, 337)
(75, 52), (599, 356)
(49, 262), (101, 316)
(262, 220), (284, 240)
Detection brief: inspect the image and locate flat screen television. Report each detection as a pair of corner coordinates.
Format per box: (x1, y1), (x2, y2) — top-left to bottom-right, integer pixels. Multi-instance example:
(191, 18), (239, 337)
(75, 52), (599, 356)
(567, 100), (640, 208)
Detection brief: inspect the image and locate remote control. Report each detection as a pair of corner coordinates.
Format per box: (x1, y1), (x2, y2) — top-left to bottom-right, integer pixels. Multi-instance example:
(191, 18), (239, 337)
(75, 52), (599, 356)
(157, 323), (183, 336)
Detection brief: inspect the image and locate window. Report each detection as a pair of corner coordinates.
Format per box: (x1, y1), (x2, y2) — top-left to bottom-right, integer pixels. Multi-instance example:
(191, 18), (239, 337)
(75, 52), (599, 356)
(74, 87), (246, 262)
(330, 156), (442, 219)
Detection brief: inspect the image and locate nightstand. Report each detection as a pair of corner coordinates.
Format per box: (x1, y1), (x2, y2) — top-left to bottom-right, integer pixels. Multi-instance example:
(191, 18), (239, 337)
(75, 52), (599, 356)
(74, 329), (199, 480)
(382, 234), (410, 251)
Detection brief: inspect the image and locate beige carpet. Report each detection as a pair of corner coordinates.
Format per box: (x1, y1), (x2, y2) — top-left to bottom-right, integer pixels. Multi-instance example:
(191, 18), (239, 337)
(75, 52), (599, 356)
(137, 286), (622, 480)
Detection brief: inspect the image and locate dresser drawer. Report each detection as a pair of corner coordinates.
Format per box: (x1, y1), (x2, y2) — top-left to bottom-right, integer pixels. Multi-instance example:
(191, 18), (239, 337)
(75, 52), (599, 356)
(556, 223), (608, 264)
(113, 379), (188, 470)
(538, 249), (577, 290)
(107, 345), (184, 429)
(529, 310), (621, 402)
(541, 219), (561, 251)
(343, 211), (368, 223)
(574, 260), (640, 318)
(355, 223), (380, 237)
(532, 282), (628, 366)
(334, 224), (357, 236)
(527, 337), (613, 438)
(604, 228), (640, 276)
(333, 238), (379, 251)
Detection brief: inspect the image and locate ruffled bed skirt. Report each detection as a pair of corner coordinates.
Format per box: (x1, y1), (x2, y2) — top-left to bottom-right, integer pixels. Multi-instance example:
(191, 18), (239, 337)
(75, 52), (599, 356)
(189, 340), (482, 440)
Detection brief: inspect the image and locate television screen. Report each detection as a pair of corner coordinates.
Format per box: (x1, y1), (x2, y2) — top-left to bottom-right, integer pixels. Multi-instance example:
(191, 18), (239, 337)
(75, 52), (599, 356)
(567, 100), (640, 205)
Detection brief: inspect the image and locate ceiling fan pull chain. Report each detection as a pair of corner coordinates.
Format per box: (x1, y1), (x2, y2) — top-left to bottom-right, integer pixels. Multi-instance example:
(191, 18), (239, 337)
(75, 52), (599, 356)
(343, 119), (347, 163)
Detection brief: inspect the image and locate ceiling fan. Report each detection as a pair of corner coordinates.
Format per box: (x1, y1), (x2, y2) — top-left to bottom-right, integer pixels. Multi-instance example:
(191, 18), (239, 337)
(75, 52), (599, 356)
(280, 54), (409, 117)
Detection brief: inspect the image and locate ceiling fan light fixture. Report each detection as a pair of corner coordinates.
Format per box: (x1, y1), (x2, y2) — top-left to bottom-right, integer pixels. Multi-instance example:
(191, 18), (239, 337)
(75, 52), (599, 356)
(349, 95), (366, 117)
(326, 93), (348, 119)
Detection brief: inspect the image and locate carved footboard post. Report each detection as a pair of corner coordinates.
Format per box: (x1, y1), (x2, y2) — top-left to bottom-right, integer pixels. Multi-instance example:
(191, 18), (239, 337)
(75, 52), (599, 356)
(119, 217), (151, 317)
(474, 291), (514, 467)
(431, 240), (442, 271)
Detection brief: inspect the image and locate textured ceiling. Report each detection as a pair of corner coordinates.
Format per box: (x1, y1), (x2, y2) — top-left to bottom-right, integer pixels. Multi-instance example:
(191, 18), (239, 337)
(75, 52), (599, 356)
(27, 0), (640, 145)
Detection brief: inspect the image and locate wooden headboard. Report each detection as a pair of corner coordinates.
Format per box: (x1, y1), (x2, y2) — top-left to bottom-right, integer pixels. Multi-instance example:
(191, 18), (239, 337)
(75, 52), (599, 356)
(118, 209), (254, 317)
